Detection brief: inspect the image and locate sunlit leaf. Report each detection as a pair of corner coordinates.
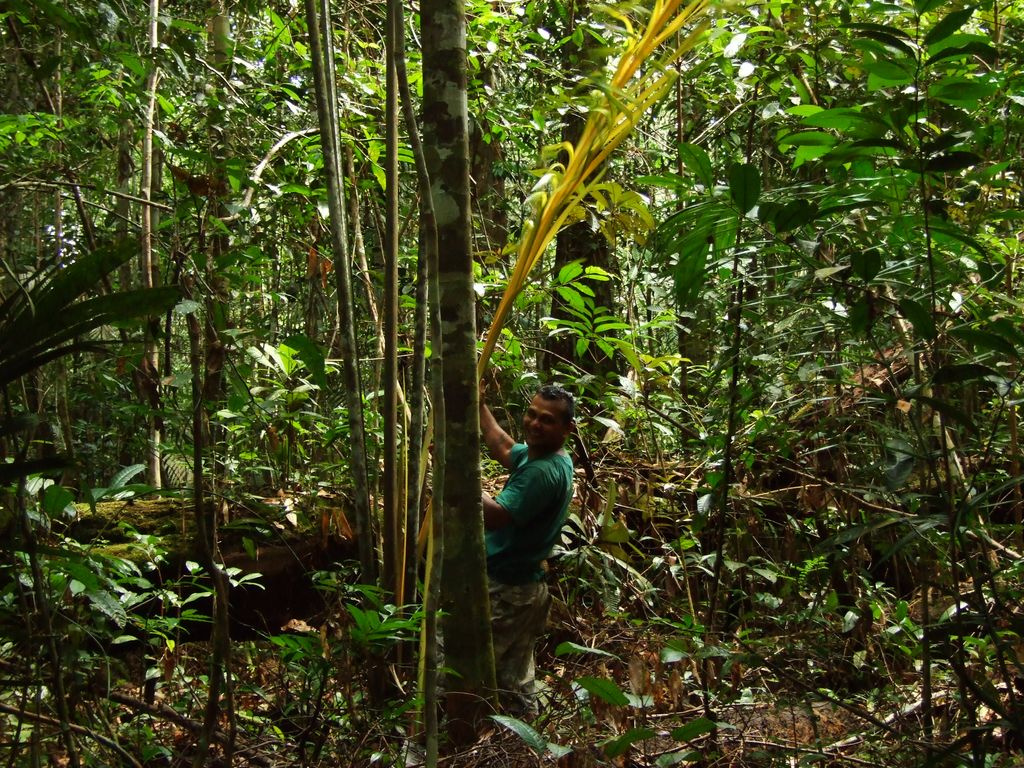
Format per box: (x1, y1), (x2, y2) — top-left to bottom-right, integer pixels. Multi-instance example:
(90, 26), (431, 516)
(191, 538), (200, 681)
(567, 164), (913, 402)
(923, 6), (976, 46)
(678, 142), (714, 189)
(555, 641), (621, 659)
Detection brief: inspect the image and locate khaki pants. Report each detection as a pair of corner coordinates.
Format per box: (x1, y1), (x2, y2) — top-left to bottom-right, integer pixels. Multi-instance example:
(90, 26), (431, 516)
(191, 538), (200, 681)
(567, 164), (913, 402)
(489, 577), (551, 717)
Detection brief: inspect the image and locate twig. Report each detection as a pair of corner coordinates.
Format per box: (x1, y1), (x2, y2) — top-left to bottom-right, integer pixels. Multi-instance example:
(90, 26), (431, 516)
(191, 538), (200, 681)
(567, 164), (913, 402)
(0, 702), (143, 768)
(1, 179), (173, 211)
(220, 127), (319, 222)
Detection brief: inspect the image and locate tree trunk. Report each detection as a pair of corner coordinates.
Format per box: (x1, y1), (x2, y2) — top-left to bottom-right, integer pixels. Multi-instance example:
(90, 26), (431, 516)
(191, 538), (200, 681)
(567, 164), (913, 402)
(382, 0), (401, 598)
(422, 0), (496, 738)
(140, 0), (163, 488)
(305, 0), (377, 581)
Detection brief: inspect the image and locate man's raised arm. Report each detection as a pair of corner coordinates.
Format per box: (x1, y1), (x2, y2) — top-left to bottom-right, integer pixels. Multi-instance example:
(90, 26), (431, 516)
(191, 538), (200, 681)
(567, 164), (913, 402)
(480, 392), (515, 469)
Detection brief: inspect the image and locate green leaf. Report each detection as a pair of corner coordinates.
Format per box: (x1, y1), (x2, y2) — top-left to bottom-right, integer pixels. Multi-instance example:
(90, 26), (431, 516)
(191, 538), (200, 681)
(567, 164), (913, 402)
(915, 0), (947, 14)
(174, 299), (202, 315)
(778, 130), (836, 149)
(898, 298), (936, 340)
(852, 249), (882, 281)
(490, 715), (571, 758)
(849, 295), (873, 337)
(923, 7), (975, 47)
(43, 485), (75, 517)
(604, 727), (657, 758)
(678, 143), (714, 189)
(926, 41), (997, 66)
(555, 641), (620, 659)
(283, 333), (328, 390)
(556, 285), (586, 312)
(846, 23), (917, 56)
(801, 108), (887, 137)
(633, 173), (691, 190)
(0, 457), (69, 484)
(557, 260), (585, 284)
(773, 199), (819, 232)
(949, 327), (1018, 358)
(672, 225), (712, 308)
(577, 676), (630, 707)
(931, 363), (998, 385)
(929, 76), (997, 108)
(863, 56), (915, 85)
(670, 717), (716, 742)
(0, 286), (180, 388)
(815, 266), (848, 280)
(111, 464), (146, 489)
(912, 394), (978, 432)
(728, 162), (760, 214)
(87, 588), (128, 628)
(924, 152), (981, 172)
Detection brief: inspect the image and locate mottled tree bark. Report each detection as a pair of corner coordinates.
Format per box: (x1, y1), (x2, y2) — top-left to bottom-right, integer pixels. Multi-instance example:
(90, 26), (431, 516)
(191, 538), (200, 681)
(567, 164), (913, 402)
(421, 0), (497, 738)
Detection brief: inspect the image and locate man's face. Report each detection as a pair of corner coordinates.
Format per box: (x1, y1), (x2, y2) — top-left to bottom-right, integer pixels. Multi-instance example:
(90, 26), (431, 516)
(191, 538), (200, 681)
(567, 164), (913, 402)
(522, 393), (572, 455)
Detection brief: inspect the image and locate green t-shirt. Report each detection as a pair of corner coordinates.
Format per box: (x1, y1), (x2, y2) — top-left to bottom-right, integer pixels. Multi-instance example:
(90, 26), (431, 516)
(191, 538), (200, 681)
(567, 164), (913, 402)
(486, 443), (574, 585)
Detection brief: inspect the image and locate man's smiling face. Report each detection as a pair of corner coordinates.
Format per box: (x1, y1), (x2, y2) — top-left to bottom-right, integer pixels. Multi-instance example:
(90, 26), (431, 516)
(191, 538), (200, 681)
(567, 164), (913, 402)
(522, 393), (572, 456)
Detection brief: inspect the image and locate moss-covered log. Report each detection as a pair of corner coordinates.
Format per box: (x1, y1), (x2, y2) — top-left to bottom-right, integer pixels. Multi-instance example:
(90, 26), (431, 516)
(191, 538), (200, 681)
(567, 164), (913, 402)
(65, 495), (356, 638)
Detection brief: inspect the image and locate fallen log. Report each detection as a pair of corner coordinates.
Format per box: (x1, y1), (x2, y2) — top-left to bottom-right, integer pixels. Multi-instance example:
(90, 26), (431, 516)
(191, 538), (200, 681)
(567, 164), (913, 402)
(64, 495), (356, 639)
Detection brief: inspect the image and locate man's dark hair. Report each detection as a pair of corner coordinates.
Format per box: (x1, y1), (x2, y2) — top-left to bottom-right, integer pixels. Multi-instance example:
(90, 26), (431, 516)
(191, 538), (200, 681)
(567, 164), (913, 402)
(537, 384), (575, 424)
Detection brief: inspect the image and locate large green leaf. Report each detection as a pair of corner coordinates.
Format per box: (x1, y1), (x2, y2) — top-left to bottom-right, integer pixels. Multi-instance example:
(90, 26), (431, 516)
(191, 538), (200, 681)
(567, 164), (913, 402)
(284, 333), (329, 390)
(932, 363), (998, 385)
(490, 715), (571, 758)
(672, 224), (713, 308)
(577, 676), (630, 706)
(929, 76), (998, 108)
(0, 243), (134, 344)
(670, 717), (717, 742)
(677, 143), (715, 189)
(950, 327), (1019, 358)
(728, 162), (760, 214)
(923, 6), (976, 47)
(0, 287), (180, 387)
(604, 727), (657, 758)
(898, 298), (937, 341)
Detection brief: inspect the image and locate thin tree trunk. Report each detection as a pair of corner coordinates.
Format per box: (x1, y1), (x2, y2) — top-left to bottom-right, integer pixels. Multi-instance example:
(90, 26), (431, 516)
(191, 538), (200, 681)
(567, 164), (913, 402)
(191, 6), (235, 761)
(140, 0), (163, 488)
(184, 275), (233, 766)
(305, 0), (377, 581)
(422, 0), (496, 739)
(394, 0), (435, 611)
(383, 0), (401, 598)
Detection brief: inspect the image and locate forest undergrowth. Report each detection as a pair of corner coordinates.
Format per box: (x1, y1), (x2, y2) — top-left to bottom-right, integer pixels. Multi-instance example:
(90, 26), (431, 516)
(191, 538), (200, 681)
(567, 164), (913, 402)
(5, 452), (1022, 768)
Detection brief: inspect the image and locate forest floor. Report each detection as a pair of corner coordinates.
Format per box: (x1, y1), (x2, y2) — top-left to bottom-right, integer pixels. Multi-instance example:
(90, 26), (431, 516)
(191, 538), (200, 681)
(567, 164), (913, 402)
(44, 476), (1024, 766)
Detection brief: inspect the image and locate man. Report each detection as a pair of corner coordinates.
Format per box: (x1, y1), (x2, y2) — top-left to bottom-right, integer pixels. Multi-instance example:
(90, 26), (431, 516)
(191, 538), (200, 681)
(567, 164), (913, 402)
(479, 383), (575, 716)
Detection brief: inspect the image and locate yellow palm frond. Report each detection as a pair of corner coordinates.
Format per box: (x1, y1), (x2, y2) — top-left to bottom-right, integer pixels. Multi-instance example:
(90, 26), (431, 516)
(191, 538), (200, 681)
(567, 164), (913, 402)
(478, 0), (717, 377)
